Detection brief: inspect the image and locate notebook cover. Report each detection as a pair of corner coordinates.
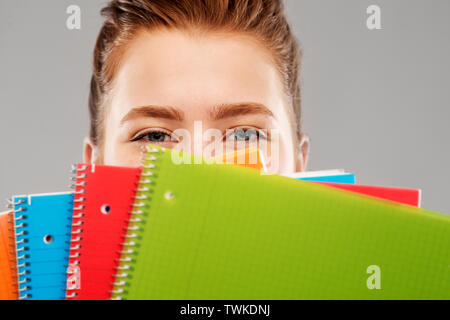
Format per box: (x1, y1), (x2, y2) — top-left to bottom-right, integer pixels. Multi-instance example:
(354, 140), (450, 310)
(66, 164), (140, 300)
(298, 173), (356, 184)
(112, 145), (450, 299)
(316, 182), (421, 207)
(0, 211), (18, 300)
(287, 170), (356, 184)
(214, 146), (263, 170)
(12, 192), (73, 300)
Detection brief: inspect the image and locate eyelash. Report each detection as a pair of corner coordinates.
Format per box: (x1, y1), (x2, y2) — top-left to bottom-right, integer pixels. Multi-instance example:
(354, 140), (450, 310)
(130, 127), (268, 144)
(225, 127), (268, 142)
(130, 128), (177, 143)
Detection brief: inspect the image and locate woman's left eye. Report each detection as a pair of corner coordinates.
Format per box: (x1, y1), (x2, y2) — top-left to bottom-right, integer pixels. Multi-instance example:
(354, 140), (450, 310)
(227, 128), (265, 141)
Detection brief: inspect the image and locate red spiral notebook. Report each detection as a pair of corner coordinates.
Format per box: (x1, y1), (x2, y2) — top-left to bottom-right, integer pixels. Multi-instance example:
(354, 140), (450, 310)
(65, 164), (141, 300)
(317, 182), (421, 207)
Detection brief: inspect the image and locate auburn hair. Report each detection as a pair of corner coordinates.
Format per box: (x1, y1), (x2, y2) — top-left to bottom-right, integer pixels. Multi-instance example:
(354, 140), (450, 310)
(89, 0), (302, 146)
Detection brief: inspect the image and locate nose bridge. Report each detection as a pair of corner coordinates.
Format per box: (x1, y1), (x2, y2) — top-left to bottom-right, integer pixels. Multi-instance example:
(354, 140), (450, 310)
(177, 120), (216, 157)
(192, 120), (205, 157)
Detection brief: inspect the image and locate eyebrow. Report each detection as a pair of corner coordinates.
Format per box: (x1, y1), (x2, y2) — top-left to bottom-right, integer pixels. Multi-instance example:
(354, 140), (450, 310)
(120, 102), (274, 125)
(120, 105), (185, 125)
(209, 102), (274, 121)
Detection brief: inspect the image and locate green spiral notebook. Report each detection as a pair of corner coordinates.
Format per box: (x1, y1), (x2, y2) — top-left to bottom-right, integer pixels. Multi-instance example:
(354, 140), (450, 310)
(112, 145), (450, 299)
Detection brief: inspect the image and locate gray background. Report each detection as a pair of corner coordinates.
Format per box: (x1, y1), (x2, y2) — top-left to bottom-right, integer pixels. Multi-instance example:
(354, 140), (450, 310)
(1, 0), (449, 213)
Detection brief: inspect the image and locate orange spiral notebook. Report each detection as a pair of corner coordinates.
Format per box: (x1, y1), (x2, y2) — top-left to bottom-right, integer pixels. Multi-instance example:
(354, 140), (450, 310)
(65, 164), (140, 300)
(0, 211), (18, 300)
(214, 145), (264, 170)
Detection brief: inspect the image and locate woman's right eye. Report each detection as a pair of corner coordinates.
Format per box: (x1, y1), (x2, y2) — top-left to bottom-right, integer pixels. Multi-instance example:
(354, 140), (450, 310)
(143, 131), (171, 142)
(131, 130), (177, 143)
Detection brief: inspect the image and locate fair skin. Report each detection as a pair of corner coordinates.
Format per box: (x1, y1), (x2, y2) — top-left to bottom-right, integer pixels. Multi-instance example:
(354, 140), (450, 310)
(84, 28), (309, 174)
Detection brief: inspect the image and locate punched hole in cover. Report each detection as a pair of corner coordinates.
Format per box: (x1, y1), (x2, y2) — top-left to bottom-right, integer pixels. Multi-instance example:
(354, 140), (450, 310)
(101, 204), (111, 215)
(43, 234), (53, 244)
(164, 191), (174, 200)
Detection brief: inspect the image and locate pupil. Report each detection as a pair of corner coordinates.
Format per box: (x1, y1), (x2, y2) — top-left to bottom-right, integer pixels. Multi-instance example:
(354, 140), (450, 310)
(235, 129), (257, 141)
(149, 132), (166, 142)
(236, 129), (246, 141)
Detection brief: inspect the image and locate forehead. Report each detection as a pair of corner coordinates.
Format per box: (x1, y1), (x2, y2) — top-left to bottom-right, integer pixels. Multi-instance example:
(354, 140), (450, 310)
(109, 28), (289, 118)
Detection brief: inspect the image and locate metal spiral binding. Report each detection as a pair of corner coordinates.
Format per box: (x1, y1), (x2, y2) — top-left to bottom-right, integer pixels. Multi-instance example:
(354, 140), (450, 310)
(65, 164), (88, 299)
(5, 205), (19, 298)
(110, 146), (162, 300)
(8, 198), (31, 299)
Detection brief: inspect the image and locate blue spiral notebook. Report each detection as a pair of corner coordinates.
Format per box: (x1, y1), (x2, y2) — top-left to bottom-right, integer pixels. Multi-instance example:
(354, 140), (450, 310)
(12, 192), (74, 300)
(288, 170), (356, 184)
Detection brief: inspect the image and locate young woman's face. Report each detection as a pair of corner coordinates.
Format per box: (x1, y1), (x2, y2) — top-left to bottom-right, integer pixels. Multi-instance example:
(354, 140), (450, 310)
(84, 29), (308, 174)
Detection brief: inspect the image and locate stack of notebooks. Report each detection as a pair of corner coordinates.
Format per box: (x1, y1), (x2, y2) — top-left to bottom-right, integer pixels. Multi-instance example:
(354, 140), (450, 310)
(0, 145), (448, 300)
